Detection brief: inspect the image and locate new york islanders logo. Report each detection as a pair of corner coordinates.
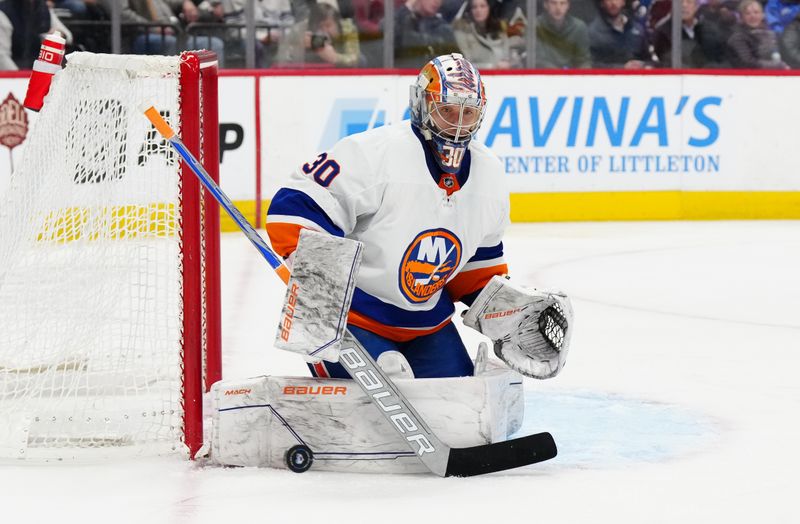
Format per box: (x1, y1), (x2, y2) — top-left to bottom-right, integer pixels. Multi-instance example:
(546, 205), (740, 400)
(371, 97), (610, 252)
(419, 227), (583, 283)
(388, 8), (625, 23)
(399, 229), (462, 303)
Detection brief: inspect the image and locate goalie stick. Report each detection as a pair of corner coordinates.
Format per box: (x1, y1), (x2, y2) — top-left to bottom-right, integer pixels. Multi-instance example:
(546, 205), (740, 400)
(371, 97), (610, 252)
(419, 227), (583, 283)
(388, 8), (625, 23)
(142, 105), (557, 476)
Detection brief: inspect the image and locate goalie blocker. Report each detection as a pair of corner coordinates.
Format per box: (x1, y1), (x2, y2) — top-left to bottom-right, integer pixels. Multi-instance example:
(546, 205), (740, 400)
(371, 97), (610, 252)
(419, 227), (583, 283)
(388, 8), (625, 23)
(463, 276), (573, 379)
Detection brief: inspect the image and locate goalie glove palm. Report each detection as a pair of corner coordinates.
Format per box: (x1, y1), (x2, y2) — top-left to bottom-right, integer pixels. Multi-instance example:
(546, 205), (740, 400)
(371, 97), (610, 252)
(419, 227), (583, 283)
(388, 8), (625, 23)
(462, 276), (573, 379)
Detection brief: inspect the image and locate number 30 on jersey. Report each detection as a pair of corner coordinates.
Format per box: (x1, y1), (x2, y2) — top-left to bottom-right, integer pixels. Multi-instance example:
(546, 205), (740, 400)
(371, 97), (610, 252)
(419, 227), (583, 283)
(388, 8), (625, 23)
(441, 145), (464, 168)
(303, 153), (341, 187)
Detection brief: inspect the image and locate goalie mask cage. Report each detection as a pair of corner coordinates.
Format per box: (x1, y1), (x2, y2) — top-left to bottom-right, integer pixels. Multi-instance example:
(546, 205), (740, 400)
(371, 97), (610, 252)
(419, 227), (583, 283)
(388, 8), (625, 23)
(0, 51), (221, 460)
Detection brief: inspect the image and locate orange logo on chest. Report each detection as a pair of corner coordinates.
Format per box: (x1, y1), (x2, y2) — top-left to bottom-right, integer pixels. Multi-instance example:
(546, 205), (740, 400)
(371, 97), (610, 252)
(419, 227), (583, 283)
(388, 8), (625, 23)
(398, 229), (462, 303)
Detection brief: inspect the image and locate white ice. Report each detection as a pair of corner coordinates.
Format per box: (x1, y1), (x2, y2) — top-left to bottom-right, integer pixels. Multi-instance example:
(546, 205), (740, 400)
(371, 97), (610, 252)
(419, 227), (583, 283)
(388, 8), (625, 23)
(2, 221), (799, 524)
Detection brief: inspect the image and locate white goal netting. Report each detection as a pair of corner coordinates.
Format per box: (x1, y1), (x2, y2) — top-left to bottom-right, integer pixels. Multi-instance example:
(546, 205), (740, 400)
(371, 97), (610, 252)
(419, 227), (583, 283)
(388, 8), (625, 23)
(0, 54), (195, 459)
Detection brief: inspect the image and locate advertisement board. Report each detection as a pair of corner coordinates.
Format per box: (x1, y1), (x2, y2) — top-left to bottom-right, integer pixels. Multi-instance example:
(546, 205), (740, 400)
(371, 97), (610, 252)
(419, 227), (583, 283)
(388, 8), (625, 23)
(257, 72), (800, 221)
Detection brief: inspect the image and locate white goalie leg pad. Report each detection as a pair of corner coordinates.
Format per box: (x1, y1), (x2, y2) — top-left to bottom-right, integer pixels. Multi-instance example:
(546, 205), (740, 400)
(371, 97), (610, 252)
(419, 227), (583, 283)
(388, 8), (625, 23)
(210, 366), (523, 473)
(463, 275), (574, 379)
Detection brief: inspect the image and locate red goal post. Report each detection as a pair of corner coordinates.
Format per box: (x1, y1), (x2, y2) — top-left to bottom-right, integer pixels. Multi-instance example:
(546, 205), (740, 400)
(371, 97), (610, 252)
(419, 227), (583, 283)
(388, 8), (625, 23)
(180, 50), (222, 459)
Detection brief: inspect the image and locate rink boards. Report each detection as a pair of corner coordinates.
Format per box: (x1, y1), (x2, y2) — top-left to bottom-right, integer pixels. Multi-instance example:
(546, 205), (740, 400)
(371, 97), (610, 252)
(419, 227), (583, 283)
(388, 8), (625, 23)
(1, 69), (799, 225)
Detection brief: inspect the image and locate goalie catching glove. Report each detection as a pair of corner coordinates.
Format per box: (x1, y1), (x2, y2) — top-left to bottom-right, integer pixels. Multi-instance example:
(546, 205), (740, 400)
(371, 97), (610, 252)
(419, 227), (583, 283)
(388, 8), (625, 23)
(462, 276), (573, 379)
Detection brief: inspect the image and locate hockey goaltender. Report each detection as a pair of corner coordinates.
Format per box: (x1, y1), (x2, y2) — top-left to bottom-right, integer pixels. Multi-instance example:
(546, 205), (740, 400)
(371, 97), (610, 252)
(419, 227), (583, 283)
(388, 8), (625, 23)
(207, 54), (574, 475)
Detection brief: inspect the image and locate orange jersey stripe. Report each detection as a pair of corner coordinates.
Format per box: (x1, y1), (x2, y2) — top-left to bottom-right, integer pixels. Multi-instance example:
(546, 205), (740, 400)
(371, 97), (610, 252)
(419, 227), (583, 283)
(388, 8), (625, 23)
(446, 264), (508, 302)
(348, 310), (452, 342)
(266, 222), (304, 258)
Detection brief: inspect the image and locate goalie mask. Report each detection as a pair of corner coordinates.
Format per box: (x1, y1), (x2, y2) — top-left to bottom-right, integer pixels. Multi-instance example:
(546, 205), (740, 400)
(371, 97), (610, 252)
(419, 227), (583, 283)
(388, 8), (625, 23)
(410, 53), (487, 174)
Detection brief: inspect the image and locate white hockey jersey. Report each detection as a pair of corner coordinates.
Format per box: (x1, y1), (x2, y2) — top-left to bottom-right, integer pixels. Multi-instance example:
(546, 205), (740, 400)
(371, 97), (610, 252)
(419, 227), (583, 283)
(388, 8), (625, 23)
(267, 122), (510, 341)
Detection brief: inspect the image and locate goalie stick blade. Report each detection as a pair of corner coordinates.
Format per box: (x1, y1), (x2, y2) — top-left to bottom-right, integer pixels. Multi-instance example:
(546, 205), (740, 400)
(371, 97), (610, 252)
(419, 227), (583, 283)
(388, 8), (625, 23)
(444, 432), (557, 477)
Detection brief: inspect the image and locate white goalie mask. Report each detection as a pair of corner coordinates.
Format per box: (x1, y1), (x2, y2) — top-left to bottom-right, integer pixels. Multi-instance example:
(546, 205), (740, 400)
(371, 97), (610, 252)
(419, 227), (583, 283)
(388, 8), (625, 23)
(410, 53), (487, 174)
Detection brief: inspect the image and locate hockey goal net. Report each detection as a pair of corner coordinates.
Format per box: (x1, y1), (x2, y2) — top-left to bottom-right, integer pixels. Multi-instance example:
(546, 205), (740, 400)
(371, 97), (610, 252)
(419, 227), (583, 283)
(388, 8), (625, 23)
(0, 51), (221, 459)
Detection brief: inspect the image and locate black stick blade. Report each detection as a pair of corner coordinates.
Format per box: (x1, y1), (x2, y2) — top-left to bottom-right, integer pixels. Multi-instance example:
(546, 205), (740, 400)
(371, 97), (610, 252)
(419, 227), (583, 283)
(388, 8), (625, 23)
(444, 432), (557, 477)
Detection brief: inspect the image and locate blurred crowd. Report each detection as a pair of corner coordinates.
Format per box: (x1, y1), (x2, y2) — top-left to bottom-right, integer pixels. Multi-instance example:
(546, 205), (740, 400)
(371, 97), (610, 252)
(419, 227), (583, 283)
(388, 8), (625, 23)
(1, 0), (799, 70)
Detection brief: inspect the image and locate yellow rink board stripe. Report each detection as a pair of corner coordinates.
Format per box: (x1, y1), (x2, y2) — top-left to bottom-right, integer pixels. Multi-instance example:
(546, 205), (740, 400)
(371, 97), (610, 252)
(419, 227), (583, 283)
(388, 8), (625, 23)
(509, 191), (800, 222)
(224, 192), (800, 233)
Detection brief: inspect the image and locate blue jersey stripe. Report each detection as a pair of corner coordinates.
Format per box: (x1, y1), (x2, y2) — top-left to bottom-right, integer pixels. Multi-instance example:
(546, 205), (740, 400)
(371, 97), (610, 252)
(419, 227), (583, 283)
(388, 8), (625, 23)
(268, 188), (345, 237)
(350, 288), (455, 328)
(469, 242), (504, 262)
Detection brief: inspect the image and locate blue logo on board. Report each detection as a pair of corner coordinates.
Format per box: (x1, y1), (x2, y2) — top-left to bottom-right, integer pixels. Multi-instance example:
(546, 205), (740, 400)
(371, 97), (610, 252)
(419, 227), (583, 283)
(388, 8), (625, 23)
(319, 99), (386, 149)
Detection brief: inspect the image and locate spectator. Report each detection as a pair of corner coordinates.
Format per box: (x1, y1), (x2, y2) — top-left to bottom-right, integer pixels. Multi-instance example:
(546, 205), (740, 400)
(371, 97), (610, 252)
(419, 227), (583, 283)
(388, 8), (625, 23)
(351, 0), (402, 66)
(65, 0), (113, 52)
(780, 11), (800, 66)
(351, 0), (382, 66)
(453, 0), (517, 68)
(352, 0), (383, 41)
(206, 0), (294, 66)
(465, 0), (523, 24)
(535, 0), (591, 68)
(274, 1), (363, 66)
(499, 0), (526, 34)
(568, 0), (600, 24)
(452, 0), (527, 58)
(647, 0), (673, 30)
(653, 0), (695, 66)
(308, 0), (355, 17)
(289, 0), (313, 21)
(0, 0), (51, 69)
(110, 0), (187, 54)
(694, 0), (738, 62)
(0, 11), (15, 70)
(588, 0), (651, 68)
(440, 0), (464, 21)
(193, 0), (224, 23)
(727, 0), (788, 68)
(52, 0), (86, 18)
(394, 0), (459, 68)
(765, 0), (800, 34)
(107, 0), (225, 63)
(653, 0), (726, 67)
(504, 0), (526, 59)
(219, 0), (294, 30)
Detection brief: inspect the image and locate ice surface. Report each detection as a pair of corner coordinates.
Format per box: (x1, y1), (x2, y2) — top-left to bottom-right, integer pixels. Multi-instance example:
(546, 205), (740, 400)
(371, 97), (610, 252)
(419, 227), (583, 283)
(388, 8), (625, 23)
(2, 221), (798, 523)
